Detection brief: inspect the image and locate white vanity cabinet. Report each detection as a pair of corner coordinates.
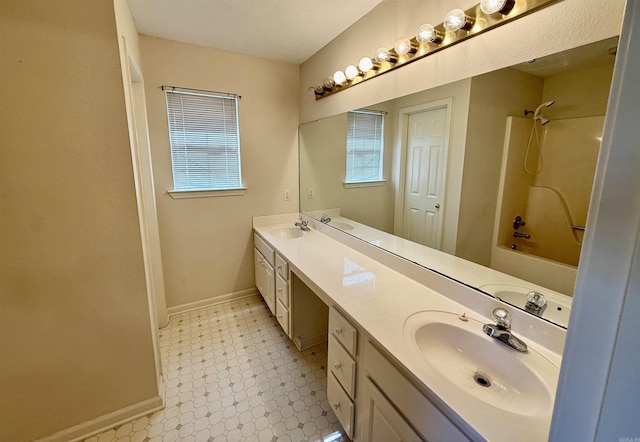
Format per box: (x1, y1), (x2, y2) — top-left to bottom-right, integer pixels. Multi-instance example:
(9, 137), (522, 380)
(327, 307), (358, 439)
(358, 340), (472, 442)
(254, 234), (275, 315)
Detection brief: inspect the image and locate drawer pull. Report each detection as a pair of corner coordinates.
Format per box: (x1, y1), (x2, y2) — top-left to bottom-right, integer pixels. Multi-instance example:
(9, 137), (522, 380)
(332, 401), (340, 410)
(334, 362), (342, 370)
(335, 327), (342, 335)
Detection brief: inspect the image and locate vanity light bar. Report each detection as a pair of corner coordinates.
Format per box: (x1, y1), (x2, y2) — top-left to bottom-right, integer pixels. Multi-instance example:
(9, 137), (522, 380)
(313, 0), (561, 100)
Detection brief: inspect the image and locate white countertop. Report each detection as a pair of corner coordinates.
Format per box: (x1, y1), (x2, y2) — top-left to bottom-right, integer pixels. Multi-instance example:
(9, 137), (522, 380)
(253, 214), (565, 442)
(305, 211), (572, 327)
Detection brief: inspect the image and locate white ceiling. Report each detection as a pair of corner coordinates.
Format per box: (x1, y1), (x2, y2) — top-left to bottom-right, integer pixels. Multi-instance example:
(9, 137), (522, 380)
(127, 0), (383, 65)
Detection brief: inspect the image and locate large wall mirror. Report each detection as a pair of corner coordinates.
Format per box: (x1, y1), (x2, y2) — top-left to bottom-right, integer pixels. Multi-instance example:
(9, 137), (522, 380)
(299, 36), (619, 329)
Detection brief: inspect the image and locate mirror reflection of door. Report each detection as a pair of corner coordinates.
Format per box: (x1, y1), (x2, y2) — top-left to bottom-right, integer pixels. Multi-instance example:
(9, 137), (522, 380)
(401, 105), (449, 249)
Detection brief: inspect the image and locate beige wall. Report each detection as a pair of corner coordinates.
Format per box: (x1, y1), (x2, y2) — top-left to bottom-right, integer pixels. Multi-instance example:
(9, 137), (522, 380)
(543, 64), (616, 120)
(140, 36), (300, 309)
(299, 0), (624, 123)
(114, 0), (142, 68)
(0, 1), (159, 441)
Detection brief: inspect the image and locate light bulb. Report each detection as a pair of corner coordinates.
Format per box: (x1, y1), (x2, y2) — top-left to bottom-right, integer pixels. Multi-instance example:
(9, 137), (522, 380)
(323, 77), (335, 90)
(333, 70), (347, 86)
(374, 47), (397, 63)
(416, 24), (443, 44)
(345, 65), (359, 80)
(314, 85), (324, 95)
(394, 37), (416, 55)
(358, 56), (377, 73)
(444, 9), (474, 32)
(480, 0), (515, 15)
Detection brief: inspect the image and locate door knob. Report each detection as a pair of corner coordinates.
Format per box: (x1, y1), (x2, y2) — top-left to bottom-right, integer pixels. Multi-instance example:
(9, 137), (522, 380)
(435, 203), (441, 209)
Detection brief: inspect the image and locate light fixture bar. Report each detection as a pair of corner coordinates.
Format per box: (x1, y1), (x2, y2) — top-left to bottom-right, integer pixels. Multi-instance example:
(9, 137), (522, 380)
(314, 0), (561, 100)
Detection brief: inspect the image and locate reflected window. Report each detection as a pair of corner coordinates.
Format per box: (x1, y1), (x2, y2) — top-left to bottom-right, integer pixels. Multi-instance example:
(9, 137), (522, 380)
(345, 110), (384, 183)
(343, 258), (375, 287)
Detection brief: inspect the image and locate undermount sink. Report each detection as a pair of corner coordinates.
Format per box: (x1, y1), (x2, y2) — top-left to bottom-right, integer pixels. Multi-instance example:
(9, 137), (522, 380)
(403, 310), (559, 418)
(269, 226), (304, 239)
(329, 220), (355, 231)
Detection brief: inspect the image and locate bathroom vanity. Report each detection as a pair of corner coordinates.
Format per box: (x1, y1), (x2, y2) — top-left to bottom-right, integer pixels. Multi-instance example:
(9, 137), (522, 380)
(253, 213), (565, 441)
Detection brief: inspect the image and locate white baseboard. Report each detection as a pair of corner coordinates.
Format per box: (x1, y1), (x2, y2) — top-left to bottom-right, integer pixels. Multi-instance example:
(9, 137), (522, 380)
(167, 288), (259, 317)
(35, 395), (164, 442)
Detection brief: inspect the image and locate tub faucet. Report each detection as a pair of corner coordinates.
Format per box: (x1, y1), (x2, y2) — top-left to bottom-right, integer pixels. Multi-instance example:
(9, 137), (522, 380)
(294, 219), (310, 231)
(320, 214), (331, 224)
(483, 308), (528, 352)
(513, 232), (531, 239)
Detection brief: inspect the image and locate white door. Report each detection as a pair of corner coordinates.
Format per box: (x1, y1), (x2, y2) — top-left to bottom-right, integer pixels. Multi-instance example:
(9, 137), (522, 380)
(402, 106), (448, 248)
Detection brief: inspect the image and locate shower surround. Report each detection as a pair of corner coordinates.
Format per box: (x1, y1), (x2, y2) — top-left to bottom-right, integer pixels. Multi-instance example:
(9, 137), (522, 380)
(491, 115), (604, 294)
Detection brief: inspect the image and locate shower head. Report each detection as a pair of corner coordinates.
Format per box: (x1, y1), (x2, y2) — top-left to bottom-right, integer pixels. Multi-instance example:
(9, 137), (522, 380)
(533, 100), (555, 119)
(537, 116), (551, 126)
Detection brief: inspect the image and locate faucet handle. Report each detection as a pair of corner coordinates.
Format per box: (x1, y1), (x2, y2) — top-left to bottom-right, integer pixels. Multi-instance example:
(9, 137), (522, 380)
(526, 291), (546, 308)
(492, 308), (512, 329)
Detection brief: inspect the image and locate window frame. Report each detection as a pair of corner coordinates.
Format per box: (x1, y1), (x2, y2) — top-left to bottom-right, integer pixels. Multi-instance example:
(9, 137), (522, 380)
(163, 86), (246, 198)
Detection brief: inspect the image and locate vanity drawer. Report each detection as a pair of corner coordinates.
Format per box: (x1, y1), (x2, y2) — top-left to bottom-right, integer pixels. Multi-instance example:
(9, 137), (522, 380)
(329, 307), (358, 356)
(253, 233), (275, 266)
(327, 372), (354, 439)
(328, 335), (356, 398)
(275, 298), (289, 335)
(276, 273), (289, 308)
(275, 253), (288, 280)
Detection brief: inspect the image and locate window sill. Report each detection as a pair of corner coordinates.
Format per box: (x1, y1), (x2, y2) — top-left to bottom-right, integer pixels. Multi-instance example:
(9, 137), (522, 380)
(168, 187), (248, 199)
(343, 180), (386, 189)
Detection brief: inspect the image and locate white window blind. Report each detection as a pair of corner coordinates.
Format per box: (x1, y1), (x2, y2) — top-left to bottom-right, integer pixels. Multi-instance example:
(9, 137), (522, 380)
(164, 86), (242, 191)
(346, 110), (384, 183)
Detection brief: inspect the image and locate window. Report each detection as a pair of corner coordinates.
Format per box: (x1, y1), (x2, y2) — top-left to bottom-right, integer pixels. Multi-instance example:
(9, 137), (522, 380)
(345, 110), (384, 184)
(164, 86), (243, 193)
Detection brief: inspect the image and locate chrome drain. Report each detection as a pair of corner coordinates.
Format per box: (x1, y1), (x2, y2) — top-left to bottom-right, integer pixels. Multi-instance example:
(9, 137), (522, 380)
(473, 373), (491, 388)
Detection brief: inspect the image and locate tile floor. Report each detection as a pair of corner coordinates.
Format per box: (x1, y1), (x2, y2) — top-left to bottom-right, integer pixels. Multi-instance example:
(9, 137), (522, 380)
(85, 296), (346, 442)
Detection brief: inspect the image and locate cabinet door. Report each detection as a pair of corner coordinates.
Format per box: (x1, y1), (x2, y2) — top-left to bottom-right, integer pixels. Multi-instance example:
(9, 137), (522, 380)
(361, 378), (422, 442)
(254, 249), (275, 315)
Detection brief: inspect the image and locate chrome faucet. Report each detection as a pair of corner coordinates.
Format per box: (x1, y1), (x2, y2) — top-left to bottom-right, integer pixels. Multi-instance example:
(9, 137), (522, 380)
(483, 308), (528, 352)
(525, 291), (547, 316)
(294, 219), (310, 231)
(513, 231), (531, 239)
(320, 214), (331, 224)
